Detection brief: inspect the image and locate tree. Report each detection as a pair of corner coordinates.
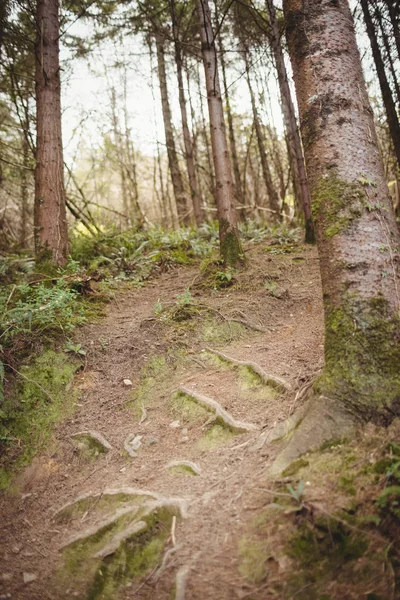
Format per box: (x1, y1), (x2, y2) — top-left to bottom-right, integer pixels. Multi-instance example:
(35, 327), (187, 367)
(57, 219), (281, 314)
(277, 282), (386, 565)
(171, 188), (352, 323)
(196, 0), (243, 266)
(272, 0), (400, 474)
(361, 0), (400, 169)
(34, 0), (68, 264)
(170, 0), (203, 226)
(266, 0), (314, 242)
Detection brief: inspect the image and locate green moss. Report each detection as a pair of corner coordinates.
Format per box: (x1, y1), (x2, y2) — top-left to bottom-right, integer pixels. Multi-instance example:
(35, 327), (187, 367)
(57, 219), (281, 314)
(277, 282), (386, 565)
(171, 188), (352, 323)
(0, 350), (79, 487)
(60, 505), (178, 600)
(311, 173), (365, 238)
(219, 222), (245, 268)
(197, 422), (237, 450)
(71, 434), (110, 461)
(201, 319), (248, 343)
(56, 492), (154, 524)
(168, 464), (197, 476)
(282, 458), (310, 477)
(170, 390), (210, 424)
(238, 536), (270, 584)
(317, 297), (400, 423)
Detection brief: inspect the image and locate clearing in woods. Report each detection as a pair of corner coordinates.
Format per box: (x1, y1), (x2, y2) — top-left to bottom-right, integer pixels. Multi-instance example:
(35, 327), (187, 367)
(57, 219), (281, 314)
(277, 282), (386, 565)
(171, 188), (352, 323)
(1, 238), (397, 599)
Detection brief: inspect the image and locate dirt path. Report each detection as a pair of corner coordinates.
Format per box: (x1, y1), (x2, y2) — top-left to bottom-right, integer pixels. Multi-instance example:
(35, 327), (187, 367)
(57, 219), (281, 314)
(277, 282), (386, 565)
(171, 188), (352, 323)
(0, 242), (324, 600)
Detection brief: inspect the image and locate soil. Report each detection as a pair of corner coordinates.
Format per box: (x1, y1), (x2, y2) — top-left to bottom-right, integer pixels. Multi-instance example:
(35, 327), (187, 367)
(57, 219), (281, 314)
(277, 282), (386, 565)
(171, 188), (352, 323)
(0, 241), (325, 600)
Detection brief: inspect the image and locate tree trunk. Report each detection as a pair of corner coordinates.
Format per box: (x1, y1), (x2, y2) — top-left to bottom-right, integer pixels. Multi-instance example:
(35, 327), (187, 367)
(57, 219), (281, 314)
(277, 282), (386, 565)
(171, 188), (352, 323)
(34, 0), (68, 265)
(171, 6), (203, 226)
(266, 0), (314, 242)
(20, 132), (30, 247)
(197, 61), (216, 205)
(374, 0), (400, 109)
(196, 0), (243, 266)
(218, 26), (245, 212)
(361, 0), (400, 169)
(155, 33), (189, 225)
(243, 48), (281, 221)
(272, 0), (400, 474)
(384, 0), (400, 60)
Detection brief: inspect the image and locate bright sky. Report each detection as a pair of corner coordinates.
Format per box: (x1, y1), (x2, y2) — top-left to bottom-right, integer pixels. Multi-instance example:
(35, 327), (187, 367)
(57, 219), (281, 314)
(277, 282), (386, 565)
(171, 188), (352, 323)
(60, 1), (377, 164)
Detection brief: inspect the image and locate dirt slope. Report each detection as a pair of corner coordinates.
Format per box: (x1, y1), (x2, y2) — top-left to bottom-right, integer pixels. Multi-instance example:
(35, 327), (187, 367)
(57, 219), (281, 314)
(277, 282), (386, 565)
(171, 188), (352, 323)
(0, 242), (324, 600)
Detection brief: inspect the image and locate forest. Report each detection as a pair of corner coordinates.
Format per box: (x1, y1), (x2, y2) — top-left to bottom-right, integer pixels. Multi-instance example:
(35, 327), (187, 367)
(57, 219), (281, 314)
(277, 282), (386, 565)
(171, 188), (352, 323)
(1, 0), (400, 598)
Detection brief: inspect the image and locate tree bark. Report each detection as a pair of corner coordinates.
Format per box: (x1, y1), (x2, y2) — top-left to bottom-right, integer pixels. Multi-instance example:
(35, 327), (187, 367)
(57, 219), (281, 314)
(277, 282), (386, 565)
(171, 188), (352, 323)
(171, 4), (203, 226)
(374, 0), (400, 109)
(272, 0), (400, 474)
(155, 33), (189, 225)
(217, 26), (245, 212)
(384, 0), (400, 61)
(34, 0), (68, 265)
(361, 0), (400, 169)
(243, 48), (281, 221)
(20, 132), (30, 247)
(196, 0), (243, 266)
(266, 0), (314, 242)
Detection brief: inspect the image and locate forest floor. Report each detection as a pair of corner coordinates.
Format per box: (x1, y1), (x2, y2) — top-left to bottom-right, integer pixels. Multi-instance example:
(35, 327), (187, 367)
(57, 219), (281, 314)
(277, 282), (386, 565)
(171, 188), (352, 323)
(0, 237), (398, 600)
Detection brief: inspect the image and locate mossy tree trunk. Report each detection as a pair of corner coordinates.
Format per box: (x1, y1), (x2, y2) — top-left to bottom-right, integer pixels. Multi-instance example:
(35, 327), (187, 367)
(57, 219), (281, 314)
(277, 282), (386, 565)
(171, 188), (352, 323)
(196, 0), (244, 267)
(34, 0), (68, 265)
(274, 0), (400, 473)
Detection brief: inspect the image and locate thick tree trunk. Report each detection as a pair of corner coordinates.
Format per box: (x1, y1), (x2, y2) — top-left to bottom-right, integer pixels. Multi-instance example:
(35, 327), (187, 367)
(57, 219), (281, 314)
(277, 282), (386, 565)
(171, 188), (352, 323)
(266, 0), (314, 242)
(272, 0), (400, 474)
(361, 0), (400, 169)
(155, 33), (189, 225)
(34, 0), (68, 265)
(196, 0), (243, 266)
(171, 10), (203, 226)
(218, 30), (245, 212)
(243, 48), (281, 221)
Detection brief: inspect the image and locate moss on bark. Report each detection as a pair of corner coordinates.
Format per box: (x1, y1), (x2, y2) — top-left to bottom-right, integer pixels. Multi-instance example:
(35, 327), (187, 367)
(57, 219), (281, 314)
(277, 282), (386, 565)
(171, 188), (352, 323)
(316, 296), (400, 424)
(219, 219), (244, 267)
(311, 173), (365, 238)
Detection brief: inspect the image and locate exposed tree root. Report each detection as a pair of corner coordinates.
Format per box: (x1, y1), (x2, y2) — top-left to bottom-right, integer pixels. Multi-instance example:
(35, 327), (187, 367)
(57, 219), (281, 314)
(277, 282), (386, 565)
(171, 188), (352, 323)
(227, 318), (269, 334)
(70, 430), (112, 453)
(52, 487), (161, 522)
(177, 386), (258, 433)
(175, 564), (191, 600)
(165, 460), (202, 476)
(203, 347), (291, 392)
(93, 520), (147, 559)
(268, 394), (358, 476)
(60, 505), (141, 549)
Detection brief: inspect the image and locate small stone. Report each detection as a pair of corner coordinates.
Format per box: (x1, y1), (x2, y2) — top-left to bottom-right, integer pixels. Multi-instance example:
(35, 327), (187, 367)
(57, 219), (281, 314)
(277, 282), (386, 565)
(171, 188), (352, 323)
(179, 436), (189, 443)
(124, 434), (143, 458)
(123, 379), (133, 387)
(23, 572), (37, 584)
(169, 420), (180, 429)
(142, 436), (159, 446)
(181, 428), (188, 436)
(1, 574), (12, 581)
(11, 546), (21, 554)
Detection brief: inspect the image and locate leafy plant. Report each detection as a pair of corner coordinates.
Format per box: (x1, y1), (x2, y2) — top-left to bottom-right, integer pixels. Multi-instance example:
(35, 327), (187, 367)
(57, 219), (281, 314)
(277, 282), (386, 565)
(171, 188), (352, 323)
(64, 340), (87, 357)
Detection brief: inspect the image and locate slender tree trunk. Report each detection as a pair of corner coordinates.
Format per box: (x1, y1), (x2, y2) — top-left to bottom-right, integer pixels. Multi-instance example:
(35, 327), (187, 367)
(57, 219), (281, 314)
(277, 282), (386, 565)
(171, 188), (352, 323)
(171, 6), (203, 226)
(384, 0), (400, 60)
(266, 0), (314, 242)
(218, 26), (245, 211)
(272, 0), (400, 474)
(196, 0), (243, 266)
(243, 48), (281, 221)
(155, 33), (189, 225)
(374, 1), (400, 109)
(197, 61), (216, 203)
(34, 0), (68, 264)
(361, 0), (400, 168)
(20, 132), (29, 247)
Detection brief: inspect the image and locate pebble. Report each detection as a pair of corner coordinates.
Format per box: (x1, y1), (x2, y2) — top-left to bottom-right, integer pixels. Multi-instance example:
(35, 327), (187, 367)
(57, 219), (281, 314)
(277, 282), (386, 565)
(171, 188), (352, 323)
(23, 572), (37, 584)
(1, 574), (12, 581)
(169, 420), (180, 429)
(123, 379), (133, 387)
(179, 436), (189, 443)
(181, 428), (188, 436)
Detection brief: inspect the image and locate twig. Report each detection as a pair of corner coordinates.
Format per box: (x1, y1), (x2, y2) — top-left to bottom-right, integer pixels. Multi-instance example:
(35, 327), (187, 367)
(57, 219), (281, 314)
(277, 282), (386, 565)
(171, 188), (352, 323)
(139, 405), (148, 425)
(171, 515), (177, 547)
(5, 284), (16, 309)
